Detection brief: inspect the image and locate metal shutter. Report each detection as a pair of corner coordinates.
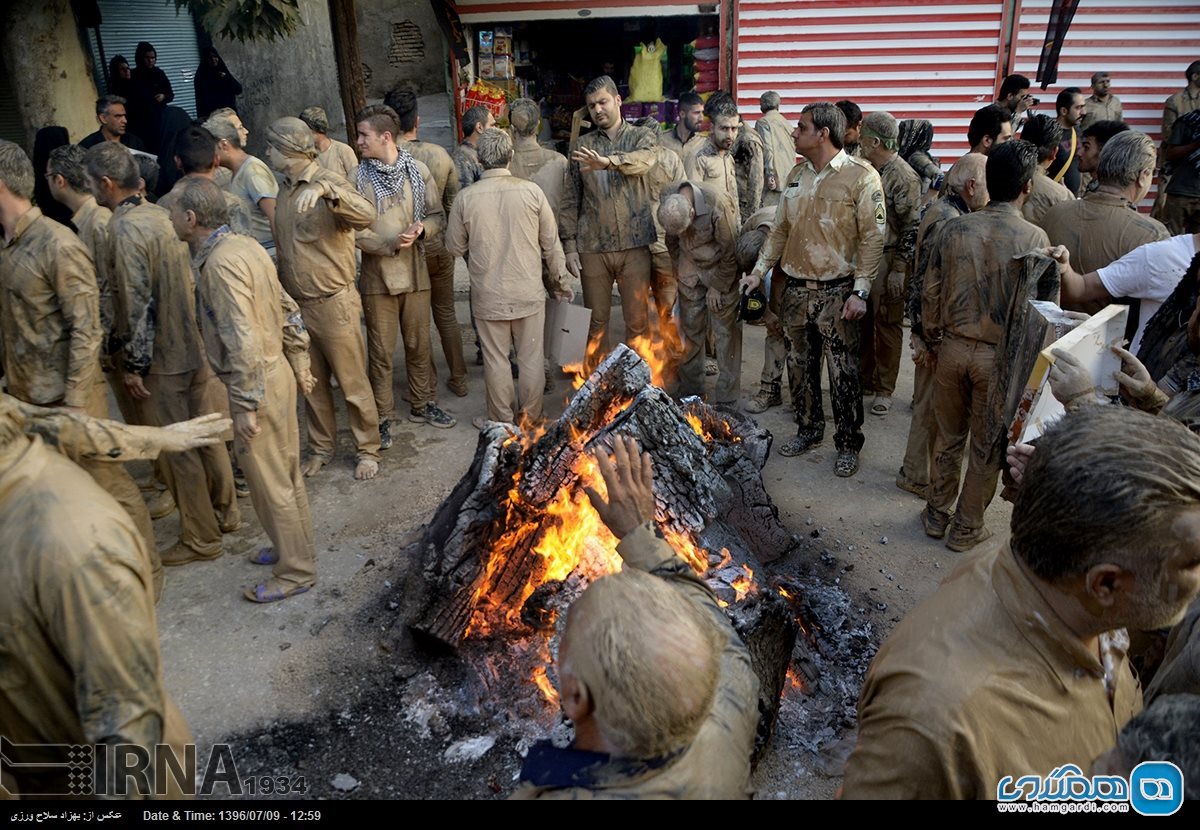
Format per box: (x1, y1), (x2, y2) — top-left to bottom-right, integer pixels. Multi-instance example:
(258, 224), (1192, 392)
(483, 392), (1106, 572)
(1012, 0), (1200, 209)
(86, 0), (201, 119)
(452, 1), (707, 23)
(734, 0), (1008, 166)
(0, 67), (23, 147)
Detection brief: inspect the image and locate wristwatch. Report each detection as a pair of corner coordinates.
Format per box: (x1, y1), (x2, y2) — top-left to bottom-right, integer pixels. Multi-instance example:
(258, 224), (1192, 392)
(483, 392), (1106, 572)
(852, 289), (869, 301)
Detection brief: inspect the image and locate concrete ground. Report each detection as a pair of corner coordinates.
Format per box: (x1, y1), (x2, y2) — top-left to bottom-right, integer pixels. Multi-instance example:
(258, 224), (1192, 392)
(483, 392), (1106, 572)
(143, 284), (1012, 799)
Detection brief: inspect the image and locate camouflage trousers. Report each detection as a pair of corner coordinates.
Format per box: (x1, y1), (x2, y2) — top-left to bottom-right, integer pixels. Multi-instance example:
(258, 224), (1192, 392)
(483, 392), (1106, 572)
(780, 280), (864, 452)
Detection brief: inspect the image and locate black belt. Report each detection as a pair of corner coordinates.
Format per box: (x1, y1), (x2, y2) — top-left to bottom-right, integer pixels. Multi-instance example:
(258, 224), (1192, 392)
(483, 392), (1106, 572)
(786, 275), (854, 291)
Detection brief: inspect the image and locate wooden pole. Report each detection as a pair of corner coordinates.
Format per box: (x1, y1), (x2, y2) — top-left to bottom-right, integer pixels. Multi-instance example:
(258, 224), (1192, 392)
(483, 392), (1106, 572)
(328, 0), (366, 146)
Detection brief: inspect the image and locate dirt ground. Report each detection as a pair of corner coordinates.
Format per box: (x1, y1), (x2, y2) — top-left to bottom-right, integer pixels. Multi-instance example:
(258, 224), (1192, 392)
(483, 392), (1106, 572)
(145, 276), (1014, 800)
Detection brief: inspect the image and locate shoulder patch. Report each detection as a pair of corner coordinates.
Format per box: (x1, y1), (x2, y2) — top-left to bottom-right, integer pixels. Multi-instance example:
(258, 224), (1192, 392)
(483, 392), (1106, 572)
(872, 190), (884, 203)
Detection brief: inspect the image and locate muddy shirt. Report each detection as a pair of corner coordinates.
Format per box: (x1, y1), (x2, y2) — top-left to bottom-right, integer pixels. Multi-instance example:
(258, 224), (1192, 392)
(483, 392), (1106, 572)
(1023, 169), (1075, 228)
(560, 121), (658, 255)
(510, 522), (758, 800)
(751, 149), (886, 295)
(756, 109), (796, 194)
(317, 138), (359, 183)
(907, 193), (969, 338)
(509, 141), (568, 224)
(1145, 598), (1200, 703)
(402, 138), (461, 223)
(659, 126), (705, 164)
(274, 161), (376, 301)
(445, 168), (565, 321)
(1041, 190), (1170, 275)
(355, 158), (443, 296)
(0, 435), (191, 798)
(663, 180), (738, 292)
(842, 542), (1140, 800)
(1163, 88), (1200, 145)
(158, 175), (253, 238)
(733, 123), (765, 223)
(107, 198), (205, 377)
(876, 154), (922, 277)
(685, 141), (739, 221)
(922, 201), (1050, 345)
(451, 140), (483, 191)
(71, 198), (119, 347)
(193, 229), (311, 411)
(643, 146), (686, 255)
(0, 207), (102, 407)
(1082, 93), (1123, 130)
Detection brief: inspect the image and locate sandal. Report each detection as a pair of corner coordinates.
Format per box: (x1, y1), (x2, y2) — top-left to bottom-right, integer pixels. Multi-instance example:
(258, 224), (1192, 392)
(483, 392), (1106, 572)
(243, 581), (312, 603)
(871, 396), (892, 416)
(249, 547), (279, 566)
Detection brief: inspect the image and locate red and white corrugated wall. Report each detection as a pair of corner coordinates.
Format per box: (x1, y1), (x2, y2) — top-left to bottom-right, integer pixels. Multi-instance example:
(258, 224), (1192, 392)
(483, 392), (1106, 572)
(733, 0), (1011, 166)
(1011, 0), (1200, 208)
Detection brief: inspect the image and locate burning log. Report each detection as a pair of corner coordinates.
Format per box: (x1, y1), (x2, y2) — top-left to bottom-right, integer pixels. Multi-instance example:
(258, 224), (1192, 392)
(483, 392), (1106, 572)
(399, 345), (801, 755)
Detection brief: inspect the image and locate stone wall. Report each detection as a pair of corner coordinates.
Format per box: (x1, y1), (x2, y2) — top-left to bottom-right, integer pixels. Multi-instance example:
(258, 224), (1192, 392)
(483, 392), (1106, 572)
(357, 0), (447, 101)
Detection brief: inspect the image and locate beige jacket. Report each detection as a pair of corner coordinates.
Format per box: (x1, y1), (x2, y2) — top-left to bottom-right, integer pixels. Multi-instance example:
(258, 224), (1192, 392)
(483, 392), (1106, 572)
(355, 158), (444, 296)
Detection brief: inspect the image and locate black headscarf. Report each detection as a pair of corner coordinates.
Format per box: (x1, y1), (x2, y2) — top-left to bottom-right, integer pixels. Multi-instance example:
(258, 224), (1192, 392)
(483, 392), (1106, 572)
(194, 47), (242, 121)
(129, 42), (174, 154)
(155, 106), (194, 197)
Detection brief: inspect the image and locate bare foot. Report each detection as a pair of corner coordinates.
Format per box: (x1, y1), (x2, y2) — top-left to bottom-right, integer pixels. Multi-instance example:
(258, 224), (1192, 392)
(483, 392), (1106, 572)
(354, 458), (379, 480)
(301, 454), (330, 477)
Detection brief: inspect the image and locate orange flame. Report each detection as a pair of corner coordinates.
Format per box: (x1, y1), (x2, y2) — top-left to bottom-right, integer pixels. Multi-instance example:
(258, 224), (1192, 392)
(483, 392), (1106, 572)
(731, 564), (755, 602)
(777, 586), (792, 600)
(532, 664), (559, 705)
(785, 666), (807, 695)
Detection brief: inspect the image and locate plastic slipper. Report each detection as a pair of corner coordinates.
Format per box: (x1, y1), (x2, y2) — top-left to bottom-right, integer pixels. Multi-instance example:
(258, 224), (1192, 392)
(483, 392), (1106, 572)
(249, 547), (279, 566)
(243, 582), (311, 603)
(871, 397), (892, 415)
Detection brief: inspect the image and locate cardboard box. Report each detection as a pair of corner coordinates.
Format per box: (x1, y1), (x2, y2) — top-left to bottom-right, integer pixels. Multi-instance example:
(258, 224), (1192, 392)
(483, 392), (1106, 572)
(544, 300), (593, 367)
(1010, 303), (1129, 443)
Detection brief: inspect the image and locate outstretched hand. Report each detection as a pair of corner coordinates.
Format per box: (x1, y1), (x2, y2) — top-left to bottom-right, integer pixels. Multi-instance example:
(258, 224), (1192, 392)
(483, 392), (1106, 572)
(159, 413), (232, 453)
(584, 435), (656, 540)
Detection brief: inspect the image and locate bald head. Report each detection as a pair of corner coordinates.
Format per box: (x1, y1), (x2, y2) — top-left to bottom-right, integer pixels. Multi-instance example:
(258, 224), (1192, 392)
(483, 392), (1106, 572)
(561, 567), (723, 758)
(946, 152), (989, 210)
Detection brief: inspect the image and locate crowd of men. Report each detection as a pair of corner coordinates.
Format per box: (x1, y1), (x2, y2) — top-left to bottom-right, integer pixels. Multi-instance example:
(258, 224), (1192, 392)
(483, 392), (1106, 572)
(3, 58), (1200, 800)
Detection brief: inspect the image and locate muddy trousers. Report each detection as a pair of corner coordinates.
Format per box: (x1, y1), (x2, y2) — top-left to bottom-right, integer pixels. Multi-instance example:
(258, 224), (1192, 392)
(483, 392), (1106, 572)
(233, 358), (316, 588)
(362, 288), (434, 421)
(650, 250), (681, 363)
(927, 336), (999, 530)
(781, 280), (864, 452)
(677, 281), (742, 404)
(899, 358), (937, 486)
(477, 311), (545, 423)
(1164, 194), (1200, 235)
(299, 287), (381, 461)
(580, 247), (652, 371)
(106, 368), (168, 491)
(426, 239), (467, 388)
(72, 379), (162, 595)
(144, 367), (240, 556)
(760, 272), (791, 389)
(860, 282), (904, 397)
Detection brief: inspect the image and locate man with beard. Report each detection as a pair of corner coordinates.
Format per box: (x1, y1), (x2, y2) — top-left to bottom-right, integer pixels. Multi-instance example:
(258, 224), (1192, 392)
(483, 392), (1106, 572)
(685, 101), (740, 221)
(843, 405), (1200, 799)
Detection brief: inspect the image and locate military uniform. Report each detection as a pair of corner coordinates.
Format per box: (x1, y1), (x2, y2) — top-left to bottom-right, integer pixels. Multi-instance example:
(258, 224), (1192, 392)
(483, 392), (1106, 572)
(0, 206), (160, 589)
(742, 207), (790, 397)
(1022, 169), (1074, 228)
(274, 161), (379, 464)
(1042, 191), (1170, 275)
(402, 138), (467, 393)
(560, 121), (659, 370)
(659, 125), (704, 164)
(445, 168), (567, 422)
(750, 150), (885, 454)
(898, 194), (969, 492)
(510, 522), (758, 800)
(663, 181), (742, 404)
(0, 423), (191, 799)
(843, 542), (1140, 799)
(922, 202), (1049, 536)
(755, 109), (796, 206)
(193, 228), (316, 591)
(861, 154), (921, 401)
(1164, 115), (1200, 234)
(1081, 93), (1123, 130)
(356, 157), (444, 428)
